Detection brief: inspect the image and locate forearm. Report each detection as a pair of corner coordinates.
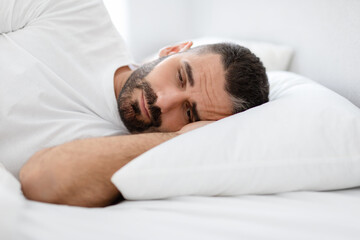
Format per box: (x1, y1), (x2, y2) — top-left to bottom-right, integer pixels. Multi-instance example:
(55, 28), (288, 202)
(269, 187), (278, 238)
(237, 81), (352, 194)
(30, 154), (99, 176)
(20, 132), (178, 207)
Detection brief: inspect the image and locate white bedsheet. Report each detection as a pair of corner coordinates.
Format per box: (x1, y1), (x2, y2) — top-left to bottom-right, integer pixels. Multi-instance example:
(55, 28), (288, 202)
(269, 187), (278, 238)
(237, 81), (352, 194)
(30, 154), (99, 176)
(2, 183), (359, 240)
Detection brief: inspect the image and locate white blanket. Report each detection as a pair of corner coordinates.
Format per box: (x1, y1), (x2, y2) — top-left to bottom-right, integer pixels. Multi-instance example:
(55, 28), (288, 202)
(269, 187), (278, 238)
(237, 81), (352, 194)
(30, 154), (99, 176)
(1, 163), (359, 240)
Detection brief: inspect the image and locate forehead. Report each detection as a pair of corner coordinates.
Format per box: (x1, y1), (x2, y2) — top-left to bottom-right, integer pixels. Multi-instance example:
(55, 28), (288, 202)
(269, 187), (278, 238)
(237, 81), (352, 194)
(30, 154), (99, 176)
(181, 52), (233, 120)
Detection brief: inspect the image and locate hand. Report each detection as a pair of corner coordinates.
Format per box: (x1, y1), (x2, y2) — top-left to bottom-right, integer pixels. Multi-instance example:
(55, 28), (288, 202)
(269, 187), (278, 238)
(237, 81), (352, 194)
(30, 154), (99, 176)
(177, 121), (214, 135)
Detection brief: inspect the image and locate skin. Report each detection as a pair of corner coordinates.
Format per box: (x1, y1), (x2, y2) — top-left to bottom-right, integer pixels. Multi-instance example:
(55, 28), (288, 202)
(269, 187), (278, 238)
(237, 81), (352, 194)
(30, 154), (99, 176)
(116, 41), (233, 133)
(19, 41), (234, 207)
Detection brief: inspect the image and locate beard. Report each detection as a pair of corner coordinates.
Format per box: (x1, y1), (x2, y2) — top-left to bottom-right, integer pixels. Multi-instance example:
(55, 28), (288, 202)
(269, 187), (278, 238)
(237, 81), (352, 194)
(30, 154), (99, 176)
(117, 58), (166, 133)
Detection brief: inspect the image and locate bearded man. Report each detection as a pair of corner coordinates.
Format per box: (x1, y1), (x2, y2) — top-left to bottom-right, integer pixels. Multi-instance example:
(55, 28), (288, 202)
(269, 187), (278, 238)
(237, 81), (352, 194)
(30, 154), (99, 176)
(0, 0), (268, 207)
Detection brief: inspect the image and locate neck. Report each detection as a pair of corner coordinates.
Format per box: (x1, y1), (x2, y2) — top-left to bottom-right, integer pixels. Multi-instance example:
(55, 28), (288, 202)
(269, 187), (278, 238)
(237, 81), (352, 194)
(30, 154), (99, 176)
(114, 65), (133, 99)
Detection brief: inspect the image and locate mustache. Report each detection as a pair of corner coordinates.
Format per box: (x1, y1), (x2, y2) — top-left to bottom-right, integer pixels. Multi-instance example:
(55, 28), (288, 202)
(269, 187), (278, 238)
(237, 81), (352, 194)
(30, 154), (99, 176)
(118, 57), (168, 133)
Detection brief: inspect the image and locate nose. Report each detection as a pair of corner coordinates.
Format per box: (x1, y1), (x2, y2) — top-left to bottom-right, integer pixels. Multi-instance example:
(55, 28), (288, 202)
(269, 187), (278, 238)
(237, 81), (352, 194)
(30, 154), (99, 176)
(155, 89), (186, 114)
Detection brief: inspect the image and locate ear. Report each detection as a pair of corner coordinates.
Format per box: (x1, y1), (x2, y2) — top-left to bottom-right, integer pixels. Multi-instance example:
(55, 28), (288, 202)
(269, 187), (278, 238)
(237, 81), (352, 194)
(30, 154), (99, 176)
(158, 41), (193, 57)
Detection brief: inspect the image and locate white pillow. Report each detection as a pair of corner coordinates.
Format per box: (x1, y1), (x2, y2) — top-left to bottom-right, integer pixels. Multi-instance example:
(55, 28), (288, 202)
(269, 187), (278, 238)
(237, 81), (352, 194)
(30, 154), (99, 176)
(145, 37), (294, 71)
(112, 71), (360, 200)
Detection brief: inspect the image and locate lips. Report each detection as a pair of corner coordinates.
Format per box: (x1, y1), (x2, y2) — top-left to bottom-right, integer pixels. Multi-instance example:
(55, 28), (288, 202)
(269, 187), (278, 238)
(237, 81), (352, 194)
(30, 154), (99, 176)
(141, 91), (151, 120)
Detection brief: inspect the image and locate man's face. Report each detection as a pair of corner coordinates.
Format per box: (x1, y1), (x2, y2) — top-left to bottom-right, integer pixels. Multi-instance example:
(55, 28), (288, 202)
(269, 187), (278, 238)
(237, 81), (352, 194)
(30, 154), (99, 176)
(118, 52), (233, 133)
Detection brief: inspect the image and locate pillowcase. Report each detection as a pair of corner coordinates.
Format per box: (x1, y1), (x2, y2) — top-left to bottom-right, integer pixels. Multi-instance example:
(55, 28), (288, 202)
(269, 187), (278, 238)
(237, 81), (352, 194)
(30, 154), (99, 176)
(144, 37), (294, 71)
(112, 71), (360, 200)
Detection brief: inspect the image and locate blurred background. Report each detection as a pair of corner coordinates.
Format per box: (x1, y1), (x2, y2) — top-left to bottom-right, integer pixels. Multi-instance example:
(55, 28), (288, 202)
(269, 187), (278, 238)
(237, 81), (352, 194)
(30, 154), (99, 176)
(103, 0), (308, 62)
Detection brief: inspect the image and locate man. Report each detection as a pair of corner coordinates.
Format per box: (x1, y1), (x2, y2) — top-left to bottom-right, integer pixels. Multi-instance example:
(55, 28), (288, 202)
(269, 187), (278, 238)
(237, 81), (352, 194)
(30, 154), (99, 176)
(1, 0), (268, 207)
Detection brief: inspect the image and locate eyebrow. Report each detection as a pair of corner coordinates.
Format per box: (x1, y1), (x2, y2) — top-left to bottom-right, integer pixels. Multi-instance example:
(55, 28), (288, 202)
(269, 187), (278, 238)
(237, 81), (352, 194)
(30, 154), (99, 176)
(184, 61), (194, 87)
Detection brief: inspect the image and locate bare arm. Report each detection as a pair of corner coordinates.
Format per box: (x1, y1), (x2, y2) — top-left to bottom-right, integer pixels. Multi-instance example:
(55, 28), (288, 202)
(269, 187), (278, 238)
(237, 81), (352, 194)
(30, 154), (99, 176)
(20, 132), (178, 207)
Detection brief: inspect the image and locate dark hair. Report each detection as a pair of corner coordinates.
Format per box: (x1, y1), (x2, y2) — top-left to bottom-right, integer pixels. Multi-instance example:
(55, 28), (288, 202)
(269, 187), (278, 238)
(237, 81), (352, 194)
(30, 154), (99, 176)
(191, 43), (269, 113)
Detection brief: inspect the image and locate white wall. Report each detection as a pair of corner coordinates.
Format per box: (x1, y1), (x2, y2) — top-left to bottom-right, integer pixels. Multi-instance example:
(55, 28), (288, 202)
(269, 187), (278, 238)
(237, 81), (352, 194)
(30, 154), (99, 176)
(103, 0), (204, 61)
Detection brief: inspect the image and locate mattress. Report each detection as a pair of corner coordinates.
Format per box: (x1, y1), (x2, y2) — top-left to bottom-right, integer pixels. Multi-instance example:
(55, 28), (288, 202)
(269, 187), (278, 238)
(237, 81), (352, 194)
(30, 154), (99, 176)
(2, 176), (360, 240)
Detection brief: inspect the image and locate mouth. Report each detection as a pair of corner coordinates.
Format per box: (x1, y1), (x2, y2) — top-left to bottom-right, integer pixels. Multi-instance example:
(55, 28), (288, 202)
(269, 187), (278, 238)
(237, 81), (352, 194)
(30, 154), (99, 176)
(140, 90), (151, 121)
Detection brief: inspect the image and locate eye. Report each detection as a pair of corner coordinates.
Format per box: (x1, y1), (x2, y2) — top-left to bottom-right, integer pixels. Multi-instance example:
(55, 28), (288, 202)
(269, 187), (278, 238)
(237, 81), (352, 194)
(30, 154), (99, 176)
(186, 108), (191, 120)
(185, 102), (192, 123)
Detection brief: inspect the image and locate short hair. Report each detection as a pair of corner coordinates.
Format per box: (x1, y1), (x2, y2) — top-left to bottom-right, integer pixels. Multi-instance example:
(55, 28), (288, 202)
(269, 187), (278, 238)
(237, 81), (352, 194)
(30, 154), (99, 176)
(190, 43), (269, 113)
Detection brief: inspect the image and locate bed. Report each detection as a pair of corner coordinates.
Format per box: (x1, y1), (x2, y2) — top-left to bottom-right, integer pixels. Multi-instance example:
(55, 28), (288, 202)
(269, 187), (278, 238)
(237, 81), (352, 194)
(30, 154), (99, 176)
(2, 177), (360, 240)
(1, 165), (360, 240)
(2, 0), (360, 239)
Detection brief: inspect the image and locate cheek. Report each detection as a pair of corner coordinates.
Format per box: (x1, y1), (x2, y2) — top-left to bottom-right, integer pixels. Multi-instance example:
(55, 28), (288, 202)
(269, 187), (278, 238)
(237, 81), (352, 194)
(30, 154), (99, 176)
(149, 78), (170, 93)
(147, 63), (176, 87)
